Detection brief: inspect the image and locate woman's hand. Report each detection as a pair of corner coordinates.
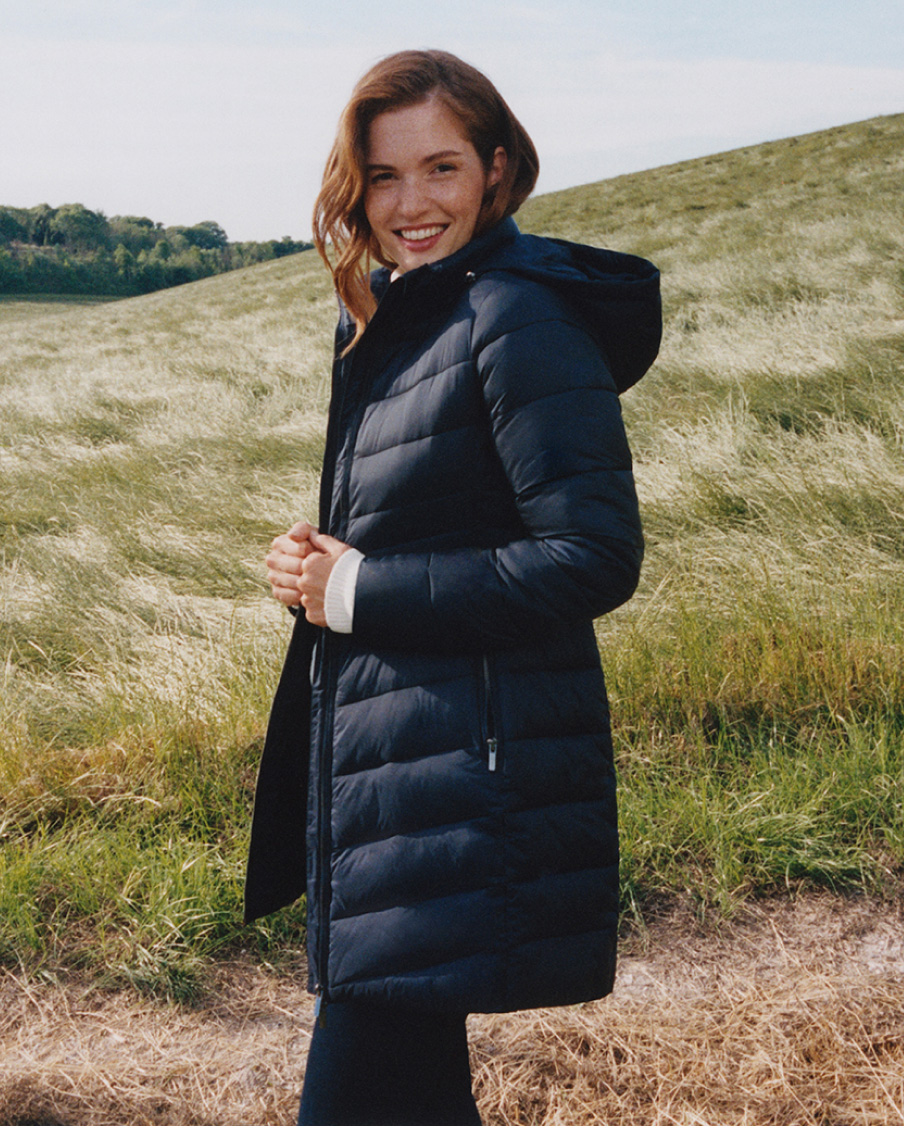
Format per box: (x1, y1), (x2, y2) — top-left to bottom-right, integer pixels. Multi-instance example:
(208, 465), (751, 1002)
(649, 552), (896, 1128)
(298, 531), (352, 627)
(265, 520), (318, 607)
(265, 522), (353, 626)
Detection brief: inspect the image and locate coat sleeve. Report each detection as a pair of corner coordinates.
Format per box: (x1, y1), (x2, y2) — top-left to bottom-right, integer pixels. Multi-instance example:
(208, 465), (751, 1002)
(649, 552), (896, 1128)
(350, 302), (644, 653)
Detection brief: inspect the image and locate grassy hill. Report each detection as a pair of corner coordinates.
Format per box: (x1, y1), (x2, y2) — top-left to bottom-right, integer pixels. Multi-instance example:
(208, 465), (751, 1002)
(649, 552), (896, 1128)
(521, 113), (904, 915)
(1, 113), (903, 995)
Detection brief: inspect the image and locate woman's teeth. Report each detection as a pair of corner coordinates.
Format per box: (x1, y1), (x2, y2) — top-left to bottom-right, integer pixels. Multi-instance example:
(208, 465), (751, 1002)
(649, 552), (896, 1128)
(399, 226), (445, 241)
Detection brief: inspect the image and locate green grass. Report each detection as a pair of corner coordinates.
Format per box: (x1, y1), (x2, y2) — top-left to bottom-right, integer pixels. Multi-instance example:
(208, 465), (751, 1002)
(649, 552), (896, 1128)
(2, 113), (903, 997)
(0, 618), (309, 997)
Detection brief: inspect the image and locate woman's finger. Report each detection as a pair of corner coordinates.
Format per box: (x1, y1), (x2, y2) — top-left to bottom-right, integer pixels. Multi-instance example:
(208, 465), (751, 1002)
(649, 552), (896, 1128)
(266, 547), (305, 575)
(270, 579), (303, 606)
(269, 534), (308, 558)
(287, 520), (319, 542)
(307, 530), (350, 556)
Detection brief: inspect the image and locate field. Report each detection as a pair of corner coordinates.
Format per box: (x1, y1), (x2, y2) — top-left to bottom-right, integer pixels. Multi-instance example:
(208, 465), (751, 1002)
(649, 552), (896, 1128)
(2, 112), (904, 1123)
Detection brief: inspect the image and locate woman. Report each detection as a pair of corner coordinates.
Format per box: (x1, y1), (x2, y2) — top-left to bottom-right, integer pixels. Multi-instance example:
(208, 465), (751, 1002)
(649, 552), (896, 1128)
(246, 49), (660, 1125)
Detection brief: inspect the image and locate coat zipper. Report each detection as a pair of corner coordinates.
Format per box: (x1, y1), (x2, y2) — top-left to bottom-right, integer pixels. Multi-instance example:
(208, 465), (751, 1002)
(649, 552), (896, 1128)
(482, 655), (499, 772)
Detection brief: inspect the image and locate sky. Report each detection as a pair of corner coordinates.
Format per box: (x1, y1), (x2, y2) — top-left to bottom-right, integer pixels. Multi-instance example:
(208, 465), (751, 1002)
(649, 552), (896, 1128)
(2, 0), (903, 242)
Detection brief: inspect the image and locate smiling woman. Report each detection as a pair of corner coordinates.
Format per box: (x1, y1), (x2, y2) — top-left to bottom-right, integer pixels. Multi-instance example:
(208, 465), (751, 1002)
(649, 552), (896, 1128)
(248, 48), (661, 1125)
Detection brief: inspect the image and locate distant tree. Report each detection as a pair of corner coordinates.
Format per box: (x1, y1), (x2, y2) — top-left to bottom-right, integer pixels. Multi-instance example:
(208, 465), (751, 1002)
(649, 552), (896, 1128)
(164, 228), (190, 254)
(29, 204), (56, 246)
(49, 204), (110, 253)
(113, 243), (135, 280)
(273, 236), (312, 257)
(0, 209), (28, 244)
(174, 221), (229, 251)
(109, 215), (162, 255)
(0, 249), (25, 291)
(116, 215), (156, 229)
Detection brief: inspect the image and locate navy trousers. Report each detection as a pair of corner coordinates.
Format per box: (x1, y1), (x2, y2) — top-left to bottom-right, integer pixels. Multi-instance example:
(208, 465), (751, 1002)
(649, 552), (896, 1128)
(297, 1000), (481, 1126)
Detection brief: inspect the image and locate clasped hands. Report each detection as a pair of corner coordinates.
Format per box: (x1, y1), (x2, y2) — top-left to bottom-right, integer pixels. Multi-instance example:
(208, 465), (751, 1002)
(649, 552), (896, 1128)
(265, 520), (351, 627)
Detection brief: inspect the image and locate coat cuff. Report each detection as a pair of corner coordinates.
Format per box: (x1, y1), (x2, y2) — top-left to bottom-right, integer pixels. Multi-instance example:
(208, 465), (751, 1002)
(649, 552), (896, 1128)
(323, 548), (364, 633)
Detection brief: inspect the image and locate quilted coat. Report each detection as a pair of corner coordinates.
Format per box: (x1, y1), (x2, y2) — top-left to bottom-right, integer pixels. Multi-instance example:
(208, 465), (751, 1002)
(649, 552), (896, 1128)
(245, 217), (661, 1015)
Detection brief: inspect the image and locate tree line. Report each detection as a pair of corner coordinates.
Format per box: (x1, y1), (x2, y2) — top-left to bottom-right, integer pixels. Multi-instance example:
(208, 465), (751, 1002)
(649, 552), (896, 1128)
(0, 203), (313, 297)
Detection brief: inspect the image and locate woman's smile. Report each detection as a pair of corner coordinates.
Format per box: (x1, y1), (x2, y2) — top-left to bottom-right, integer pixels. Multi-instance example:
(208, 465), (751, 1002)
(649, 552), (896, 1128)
(395, 224), (448, 252)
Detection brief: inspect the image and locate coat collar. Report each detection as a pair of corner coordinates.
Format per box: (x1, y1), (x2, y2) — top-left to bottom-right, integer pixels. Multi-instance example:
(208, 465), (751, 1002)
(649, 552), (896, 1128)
(355, 215), (661, 394)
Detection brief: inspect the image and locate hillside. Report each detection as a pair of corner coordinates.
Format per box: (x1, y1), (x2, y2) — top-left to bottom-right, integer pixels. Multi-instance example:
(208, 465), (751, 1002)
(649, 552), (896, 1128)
(1, 113), (903, 1121)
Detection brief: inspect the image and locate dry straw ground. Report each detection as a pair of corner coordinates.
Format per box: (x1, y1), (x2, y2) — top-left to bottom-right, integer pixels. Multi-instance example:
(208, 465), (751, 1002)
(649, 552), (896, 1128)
(2, 894), (903, 1125)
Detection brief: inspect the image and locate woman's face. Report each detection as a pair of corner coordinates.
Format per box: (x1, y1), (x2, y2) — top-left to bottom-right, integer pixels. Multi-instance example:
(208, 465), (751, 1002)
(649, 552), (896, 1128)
(364, 98), (506, 275)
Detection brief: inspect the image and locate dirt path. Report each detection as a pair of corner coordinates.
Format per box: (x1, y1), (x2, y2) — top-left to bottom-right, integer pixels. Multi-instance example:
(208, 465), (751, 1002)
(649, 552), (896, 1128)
(2, 893), (903, 1125)
(617, 890), (904, 997)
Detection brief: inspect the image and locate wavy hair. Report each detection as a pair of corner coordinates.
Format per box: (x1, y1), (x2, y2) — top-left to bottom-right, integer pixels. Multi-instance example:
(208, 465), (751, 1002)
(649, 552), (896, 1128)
(313, 50), (539, 347)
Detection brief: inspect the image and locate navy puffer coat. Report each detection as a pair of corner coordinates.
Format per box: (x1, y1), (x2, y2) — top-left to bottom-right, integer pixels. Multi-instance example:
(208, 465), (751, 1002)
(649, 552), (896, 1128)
(245, 218), (660, 1014)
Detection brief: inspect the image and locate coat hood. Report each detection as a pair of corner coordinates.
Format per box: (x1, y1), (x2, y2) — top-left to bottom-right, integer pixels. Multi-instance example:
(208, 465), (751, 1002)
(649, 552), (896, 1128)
(471, 219), (661, 395)
(367, 217), (661, 395)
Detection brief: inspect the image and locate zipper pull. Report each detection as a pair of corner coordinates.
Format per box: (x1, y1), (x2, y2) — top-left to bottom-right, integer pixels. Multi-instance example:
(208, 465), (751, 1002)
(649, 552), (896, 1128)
(314, 990), (327, 1028)
(487, 737), (498, 772)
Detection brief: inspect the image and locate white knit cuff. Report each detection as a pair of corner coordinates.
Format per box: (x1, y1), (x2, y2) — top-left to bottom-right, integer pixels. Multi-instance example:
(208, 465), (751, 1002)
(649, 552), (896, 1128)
(323, 547), (364, 633)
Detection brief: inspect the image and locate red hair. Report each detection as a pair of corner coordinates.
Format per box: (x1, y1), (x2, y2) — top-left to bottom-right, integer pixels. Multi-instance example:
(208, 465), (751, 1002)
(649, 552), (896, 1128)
(313, 50), (539, 346)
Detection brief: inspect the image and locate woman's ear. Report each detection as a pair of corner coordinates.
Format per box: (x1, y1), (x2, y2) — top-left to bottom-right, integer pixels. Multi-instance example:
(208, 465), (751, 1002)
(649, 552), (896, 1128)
(487, 146), (507, 189)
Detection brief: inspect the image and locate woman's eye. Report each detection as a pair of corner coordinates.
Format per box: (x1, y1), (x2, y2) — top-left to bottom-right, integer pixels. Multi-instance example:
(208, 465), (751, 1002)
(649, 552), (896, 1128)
(369, 171), (395, 184)
(434, 163), (456, 174)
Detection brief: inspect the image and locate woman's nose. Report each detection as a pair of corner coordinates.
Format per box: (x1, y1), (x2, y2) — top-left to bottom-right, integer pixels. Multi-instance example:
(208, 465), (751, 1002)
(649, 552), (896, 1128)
(396, 177), (429, 218)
